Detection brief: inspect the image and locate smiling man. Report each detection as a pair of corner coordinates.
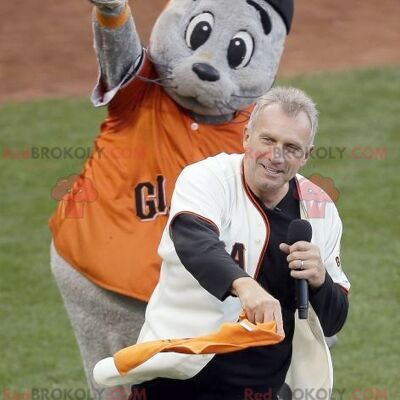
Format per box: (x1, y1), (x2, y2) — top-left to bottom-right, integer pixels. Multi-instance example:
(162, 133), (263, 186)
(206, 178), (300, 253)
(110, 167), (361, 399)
(119, 87), (351, 399)
(242, 95), (316, 208)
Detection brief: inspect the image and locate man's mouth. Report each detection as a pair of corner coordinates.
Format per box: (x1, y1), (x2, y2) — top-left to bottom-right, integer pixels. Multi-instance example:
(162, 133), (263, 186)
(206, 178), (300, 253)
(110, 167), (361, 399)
(260, 162), (284, 176)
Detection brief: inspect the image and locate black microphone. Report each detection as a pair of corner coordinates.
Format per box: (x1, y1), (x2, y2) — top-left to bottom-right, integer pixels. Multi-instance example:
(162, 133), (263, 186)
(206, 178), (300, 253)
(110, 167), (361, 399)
(287, 219), (313, 319)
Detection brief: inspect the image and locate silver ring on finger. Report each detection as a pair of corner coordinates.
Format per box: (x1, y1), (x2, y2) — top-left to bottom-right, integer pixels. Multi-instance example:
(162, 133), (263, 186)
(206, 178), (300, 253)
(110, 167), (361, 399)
(300, 260), (304, 270)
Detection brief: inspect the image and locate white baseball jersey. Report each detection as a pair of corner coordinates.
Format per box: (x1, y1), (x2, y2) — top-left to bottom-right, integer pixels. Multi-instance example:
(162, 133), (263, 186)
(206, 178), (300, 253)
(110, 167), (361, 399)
(95, 153), (350, 392)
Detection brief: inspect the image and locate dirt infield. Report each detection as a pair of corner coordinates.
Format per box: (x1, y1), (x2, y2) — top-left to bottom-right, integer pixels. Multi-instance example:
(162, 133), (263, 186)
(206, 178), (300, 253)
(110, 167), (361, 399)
(1, 0), (399, 104)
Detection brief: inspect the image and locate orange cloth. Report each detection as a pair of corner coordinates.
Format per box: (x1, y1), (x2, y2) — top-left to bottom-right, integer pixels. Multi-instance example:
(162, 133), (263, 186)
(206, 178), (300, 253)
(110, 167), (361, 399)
(49, 54), (251, 301)
(114, 318), (284, 375)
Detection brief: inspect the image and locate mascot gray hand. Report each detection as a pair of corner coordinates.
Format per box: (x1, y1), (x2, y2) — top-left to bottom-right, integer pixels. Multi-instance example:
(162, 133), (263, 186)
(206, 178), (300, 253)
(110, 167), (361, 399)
(89, 0), (125, 13)
(91, 0), (142, 91)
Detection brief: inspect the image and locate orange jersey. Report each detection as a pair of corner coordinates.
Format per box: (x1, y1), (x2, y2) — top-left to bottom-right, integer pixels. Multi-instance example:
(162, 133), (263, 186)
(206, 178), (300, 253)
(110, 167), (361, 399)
(49, 55), (252, 301)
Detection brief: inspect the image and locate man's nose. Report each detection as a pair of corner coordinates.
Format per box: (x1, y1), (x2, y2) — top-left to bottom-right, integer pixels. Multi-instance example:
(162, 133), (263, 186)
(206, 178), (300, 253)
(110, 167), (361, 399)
(271, 145), (285, 163)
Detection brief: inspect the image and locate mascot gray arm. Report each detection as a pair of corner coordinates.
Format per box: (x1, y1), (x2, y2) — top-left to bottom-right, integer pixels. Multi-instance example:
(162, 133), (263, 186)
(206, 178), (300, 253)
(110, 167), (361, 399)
(90, 0), (143, 104)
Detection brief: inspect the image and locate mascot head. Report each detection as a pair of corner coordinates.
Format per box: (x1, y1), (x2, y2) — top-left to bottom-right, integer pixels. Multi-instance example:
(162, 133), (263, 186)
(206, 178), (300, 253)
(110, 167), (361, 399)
(149, 0), (293, 119)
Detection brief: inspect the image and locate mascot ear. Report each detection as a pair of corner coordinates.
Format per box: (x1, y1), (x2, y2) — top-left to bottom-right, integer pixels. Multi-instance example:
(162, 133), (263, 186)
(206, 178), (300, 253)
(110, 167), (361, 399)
(247, 0), (273, 35)
(259, 0), (294, 33)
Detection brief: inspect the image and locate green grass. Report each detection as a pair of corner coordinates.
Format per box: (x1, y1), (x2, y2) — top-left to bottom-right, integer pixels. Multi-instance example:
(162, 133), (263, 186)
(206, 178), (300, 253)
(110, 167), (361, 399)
(1, 67), (399, 398)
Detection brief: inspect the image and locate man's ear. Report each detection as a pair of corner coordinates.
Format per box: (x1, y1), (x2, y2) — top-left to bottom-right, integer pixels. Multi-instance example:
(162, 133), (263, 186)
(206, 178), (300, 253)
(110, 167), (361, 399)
(302, 144), (314, 166)
(243, 126), (250, 147)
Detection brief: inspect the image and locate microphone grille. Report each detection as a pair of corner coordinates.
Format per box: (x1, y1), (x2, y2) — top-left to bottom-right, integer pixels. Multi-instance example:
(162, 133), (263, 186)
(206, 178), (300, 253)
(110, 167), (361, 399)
(287, 219), (312, 245)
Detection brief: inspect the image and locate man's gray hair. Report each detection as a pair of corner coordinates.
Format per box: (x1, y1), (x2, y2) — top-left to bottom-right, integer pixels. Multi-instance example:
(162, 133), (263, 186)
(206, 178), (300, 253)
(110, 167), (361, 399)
(247, 87), (319, 144)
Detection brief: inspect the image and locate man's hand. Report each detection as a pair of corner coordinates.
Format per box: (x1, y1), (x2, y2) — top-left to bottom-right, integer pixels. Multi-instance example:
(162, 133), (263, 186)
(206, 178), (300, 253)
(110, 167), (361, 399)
(231, 277), (284, 336)
(279, 241), (326, 289)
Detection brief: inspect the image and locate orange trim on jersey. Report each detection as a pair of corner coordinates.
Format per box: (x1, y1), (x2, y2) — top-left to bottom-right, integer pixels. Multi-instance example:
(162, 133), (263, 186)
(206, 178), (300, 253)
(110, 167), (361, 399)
(169, 211), (220, 237)
(95, 1), (130, 30)
(114, 317), (283, 375)
(241, 161), (271, 279)
(294, 176), (310, 219)
(338, 285), (349, 295)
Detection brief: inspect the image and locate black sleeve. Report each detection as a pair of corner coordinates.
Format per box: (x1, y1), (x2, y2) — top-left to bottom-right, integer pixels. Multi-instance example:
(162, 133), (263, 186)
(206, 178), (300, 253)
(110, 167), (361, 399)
(309, 273), (349, 336)
(170, 213), (250, 301)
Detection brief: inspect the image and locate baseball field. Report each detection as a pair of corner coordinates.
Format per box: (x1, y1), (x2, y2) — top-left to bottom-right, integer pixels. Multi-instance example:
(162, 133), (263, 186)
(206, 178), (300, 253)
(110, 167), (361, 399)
(1, 0), (399, 399)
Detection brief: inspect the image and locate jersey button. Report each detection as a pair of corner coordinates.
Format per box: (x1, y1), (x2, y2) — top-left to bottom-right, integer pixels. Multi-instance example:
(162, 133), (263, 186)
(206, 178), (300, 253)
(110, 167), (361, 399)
(191, 122), (199, 131)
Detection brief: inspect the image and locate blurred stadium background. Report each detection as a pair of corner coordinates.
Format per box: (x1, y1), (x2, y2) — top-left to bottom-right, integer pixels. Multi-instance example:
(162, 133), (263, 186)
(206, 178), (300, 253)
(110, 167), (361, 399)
(1, 0), (399, 398)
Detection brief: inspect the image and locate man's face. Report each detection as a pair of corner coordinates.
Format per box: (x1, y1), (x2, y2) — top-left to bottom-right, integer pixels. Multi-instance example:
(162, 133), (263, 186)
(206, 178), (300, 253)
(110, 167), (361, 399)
(243, 103), (313, 196)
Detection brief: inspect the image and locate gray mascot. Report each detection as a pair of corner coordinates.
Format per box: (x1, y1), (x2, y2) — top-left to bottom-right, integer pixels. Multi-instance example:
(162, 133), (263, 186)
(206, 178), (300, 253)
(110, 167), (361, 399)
(50, 0), (293, 398)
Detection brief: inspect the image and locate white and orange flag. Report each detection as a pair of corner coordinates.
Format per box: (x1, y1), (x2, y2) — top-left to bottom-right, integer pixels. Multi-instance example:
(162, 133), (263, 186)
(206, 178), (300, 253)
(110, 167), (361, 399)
(114, 315), (284, 375)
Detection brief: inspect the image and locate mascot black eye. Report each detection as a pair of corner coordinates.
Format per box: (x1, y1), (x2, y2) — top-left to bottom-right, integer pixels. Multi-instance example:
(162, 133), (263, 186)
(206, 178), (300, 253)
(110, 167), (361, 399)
(228, 31), (254, 69)
(185, 12), (214, 50)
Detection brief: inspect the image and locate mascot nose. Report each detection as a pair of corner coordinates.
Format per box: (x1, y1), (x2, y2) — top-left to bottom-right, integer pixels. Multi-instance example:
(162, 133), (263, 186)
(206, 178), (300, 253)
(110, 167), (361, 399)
(192, 63), (220, 82)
